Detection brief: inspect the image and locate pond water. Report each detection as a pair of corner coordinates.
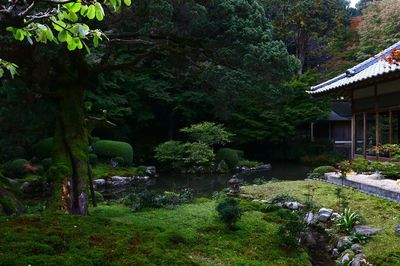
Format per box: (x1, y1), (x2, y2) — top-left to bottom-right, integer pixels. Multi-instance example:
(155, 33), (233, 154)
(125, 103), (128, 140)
(147, 162), (312, 196)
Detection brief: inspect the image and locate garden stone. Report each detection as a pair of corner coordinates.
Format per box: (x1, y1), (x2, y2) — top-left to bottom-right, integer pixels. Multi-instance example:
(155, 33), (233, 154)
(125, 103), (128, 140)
(305, 212), (315, 224)
(351, 253), (370, 266)
(351, 244), (363, 254)
(317, 208), (333, 222)
(145, 166), (156, 176)
(331, 248), (340, 259)
(337, 236), (350, 252)
(260, 199), (271, 204)
(339, 252), (351, 265)
(93, 179), (106, 188)
(396, 225), (400, 235)
(369, 172), (384, 180)
(353, 226), (381, 236)
(284, 201), (301, 210)
(331, 212), (340, 219)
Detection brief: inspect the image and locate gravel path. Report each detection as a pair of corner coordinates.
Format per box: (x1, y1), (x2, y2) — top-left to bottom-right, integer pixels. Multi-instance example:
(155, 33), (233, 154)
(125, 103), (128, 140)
(326, 172), (400, 193)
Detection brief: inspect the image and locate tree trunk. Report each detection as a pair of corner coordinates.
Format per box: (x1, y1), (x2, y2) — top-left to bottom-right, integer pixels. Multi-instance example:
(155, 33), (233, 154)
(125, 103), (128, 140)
(50, 84), (89, 215)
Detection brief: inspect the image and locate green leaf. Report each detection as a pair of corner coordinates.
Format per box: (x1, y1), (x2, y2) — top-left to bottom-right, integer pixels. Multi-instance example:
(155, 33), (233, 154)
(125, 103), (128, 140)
(87, 5), (96, 19)
(80, 5), (88, 16)
(95, 3), (105, 21)
(67, 40), (77, 51)
(45, 28), (54, 41)
(78, 24), (90, 36)
(0, 68), (4, 78)
(93, 35), (99, 47)
(58, 30), (69, 42)
(124, 0), (131, 6)
(64, 2), (81, 13)
(26, 35), (33, 45)
(14, 29), (25, 41)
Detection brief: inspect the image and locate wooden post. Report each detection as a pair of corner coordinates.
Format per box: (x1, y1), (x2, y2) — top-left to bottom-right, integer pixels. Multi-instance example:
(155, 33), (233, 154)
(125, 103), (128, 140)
(351, 113), (356, 159)
(363, 112), (367, 158)
(374, 84), (379, 160)
(311, 122), (315, 142)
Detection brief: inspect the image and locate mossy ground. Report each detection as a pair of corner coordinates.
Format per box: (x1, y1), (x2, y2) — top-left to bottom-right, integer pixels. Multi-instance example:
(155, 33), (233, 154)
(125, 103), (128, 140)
(0, 200), (309, 266)
(242, 180), (400, 266)
(91, 164), (144, 180)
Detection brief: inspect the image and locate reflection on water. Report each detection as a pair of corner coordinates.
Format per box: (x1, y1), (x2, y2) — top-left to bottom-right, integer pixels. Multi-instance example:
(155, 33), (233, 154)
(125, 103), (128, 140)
(149, 162), (312, 196)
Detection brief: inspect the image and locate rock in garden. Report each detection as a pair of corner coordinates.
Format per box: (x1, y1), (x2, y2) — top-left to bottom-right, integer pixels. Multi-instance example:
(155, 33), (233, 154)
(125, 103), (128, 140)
(396, 225), (400, 235)
(145, 166), (156, 176)
(331, 212), (340, 219)
(339, 252), (352, 265)
(260, 199), (271, 204)
(337, 236), (351, 252)
(331, 248), (340, 259)
(305, 212), (315, 224)
(351, 253), (370, 266)
(317, 208), (333, 222)
(284, 201), (301, 210)
(93, 179), (106, 187)
(353, 226), (381, 236)
(351, 244), (363, 254)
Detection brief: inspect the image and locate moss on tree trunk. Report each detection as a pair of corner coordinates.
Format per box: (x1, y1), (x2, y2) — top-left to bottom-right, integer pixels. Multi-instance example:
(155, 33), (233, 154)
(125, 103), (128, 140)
(50, 83), (89, 215)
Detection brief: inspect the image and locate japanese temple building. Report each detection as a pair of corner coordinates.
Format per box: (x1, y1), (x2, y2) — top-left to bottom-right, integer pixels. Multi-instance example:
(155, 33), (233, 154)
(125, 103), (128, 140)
(309, 41), (400, 160)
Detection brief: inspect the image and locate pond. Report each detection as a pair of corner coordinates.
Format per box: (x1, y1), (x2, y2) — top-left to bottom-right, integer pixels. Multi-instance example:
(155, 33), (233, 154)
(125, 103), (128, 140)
(147, 162), (312, 196)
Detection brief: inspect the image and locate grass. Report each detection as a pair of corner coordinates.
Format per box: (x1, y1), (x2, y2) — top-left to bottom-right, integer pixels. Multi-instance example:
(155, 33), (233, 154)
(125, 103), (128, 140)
(242, 180), (400, 266)
(0, 200), (310, 266)
(91, 163), (144, 180)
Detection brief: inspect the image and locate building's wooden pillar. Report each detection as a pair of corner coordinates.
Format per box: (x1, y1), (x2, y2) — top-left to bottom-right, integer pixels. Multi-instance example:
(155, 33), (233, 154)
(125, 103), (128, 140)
(389, 111), (393, 144)
(363, 112), (367, 158)
(374, 84), (379, 160)
(351, 113), (356, 159)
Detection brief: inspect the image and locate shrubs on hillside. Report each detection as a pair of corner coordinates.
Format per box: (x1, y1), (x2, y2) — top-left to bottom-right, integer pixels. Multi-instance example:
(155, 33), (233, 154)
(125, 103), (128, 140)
(93, 140), (133, 165)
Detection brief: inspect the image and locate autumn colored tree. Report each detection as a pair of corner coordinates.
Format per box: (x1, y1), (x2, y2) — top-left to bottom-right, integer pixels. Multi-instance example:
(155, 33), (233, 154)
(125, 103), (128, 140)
(357, 0), (400, 58)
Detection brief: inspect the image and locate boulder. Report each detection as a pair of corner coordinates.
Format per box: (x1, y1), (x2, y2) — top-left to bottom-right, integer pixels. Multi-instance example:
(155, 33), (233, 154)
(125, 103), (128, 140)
(284, 201), (301, 210)
(396, 224), (400, 235)
(353, 226), (381, 236)
(331, 212), (340, 219)
(145, 166), (156, 176)
(337, 236), (351, 252)
(351, 253), (370, 266)
(317, 208), (333, 222)
(338, 249), (355, 266)
(305, 212), (316, 224)
(93, 179), (106, 188)
(351, 244), (363, 254)
(331, 248), (340, 259)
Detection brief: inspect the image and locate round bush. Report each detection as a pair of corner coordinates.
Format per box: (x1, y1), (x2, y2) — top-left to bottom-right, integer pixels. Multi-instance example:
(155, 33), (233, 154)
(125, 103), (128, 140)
(93, 140), (133, 164)
(89, 153), (98, 165)
(216, 148), (239, 170)
(313, 165), (336, 175)
(6, 159), (29, 177)
(41, 158), (53, 170)
(32, 138), (53, 159)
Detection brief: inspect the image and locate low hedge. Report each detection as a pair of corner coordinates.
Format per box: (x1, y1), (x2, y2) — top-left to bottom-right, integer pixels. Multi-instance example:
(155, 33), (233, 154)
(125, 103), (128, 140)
(313, 165), (336, 176)
(93, 140), (133, 164)
(32, 138), (53, 159)
(216, 148), (240, 171)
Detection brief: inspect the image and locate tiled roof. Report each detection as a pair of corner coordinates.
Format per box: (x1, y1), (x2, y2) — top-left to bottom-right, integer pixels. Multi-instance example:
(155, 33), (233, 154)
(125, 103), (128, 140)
(309, 41), (400, 95)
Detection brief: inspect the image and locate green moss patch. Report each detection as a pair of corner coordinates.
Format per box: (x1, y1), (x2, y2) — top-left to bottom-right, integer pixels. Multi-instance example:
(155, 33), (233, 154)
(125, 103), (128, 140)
(0, 201), (310, 265)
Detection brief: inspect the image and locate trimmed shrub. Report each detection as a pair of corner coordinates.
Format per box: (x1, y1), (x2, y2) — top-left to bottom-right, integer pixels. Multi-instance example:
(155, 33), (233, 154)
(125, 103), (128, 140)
(313, 165), (336, 176)
(41, 158), (53, 170)
(6, 159), (29, 177)
(216, 148), (240, 171)
(32, 138), (53, 159)
(88, 154), (98, 165)
(112, 156), (125, 166)
(216, 197), (243, 230)
(93, 140), (133, 164)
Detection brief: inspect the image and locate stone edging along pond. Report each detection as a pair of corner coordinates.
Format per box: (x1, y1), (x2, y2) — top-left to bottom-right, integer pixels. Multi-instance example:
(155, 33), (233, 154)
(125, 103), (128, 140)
(323, 173), (400, 203)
